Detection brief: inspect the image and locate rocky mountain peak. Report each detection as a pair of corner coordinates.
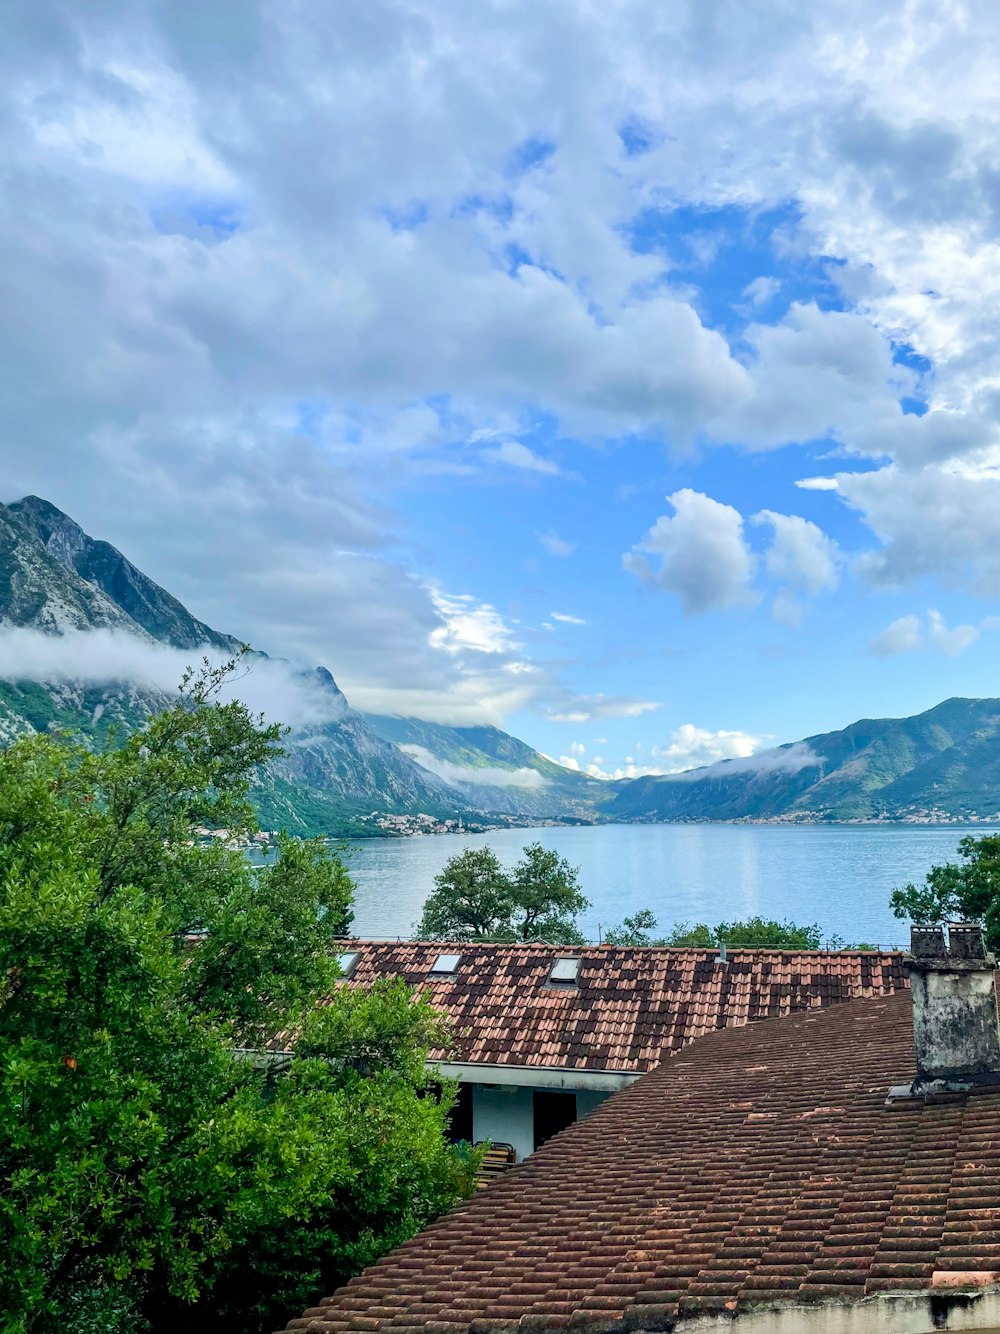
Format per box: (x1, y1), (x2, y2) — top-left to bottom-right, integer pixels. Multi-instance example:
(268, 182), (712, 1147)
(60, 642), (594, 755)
(0, 500), (146, 636)
(10, 496), (241, 653)
(9, 496), (90, 567)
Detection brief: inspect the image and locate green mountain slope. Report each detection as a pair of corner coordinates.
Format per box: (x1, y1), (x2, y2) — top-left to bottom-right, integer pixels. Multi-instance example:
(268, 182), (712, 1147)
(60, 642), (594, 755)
(364, 714), (613, 819)
(610, 697), (1000, 822)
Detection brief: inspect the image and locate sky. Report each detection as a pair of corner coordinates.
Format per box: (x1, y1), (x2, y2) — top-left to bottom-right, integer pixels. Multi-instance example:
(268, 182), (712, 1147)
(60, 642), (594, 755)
(4, 0), (1000, 779)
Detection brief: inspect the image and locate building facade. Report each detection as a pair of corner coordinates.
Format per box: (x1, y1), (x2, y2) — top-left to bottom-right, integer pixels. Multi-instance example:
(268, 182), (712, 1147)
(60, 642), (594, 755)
(330, 940), (908, 1163)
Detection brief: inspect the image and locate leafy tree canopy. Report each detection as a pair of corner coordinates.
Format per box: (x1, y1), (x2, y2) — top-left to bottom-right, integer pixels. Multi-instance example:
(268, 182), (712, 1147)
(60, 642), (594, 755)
(416, 842), (588, 944)
(604, 912), (873, 950)
(0, 659), (470, 1334)
(891, 833), (1000, 950)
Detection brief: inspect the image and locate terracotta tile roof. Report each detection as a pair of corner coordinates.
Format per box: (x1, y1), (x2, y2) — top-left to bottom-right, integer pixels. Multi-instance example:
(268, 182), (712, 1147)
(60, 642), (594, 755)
(281, 989), (1000, 1333)
(326, 941), (907, 1072)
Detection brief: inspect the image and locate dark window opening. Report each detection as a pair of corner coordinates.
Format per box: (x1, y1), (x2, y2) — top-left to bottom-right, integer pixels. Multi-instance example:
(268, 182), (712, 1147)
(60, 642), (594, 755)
(448, 1081), (474, 1143)
(533, 1090), (577, 1151)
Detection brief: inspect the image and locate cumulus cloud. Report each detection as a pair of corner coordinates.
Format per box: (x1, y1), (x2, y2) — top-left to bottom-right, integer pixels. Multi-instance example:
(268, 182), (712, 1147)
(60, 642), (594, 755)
(623, 489), (756, 614)
(868, 609), (981, 658)
(753, 509), (841, 624)
(755, 511), (840, 595)
(8, 0), (1000, 715)
(398, 744), (545, 789)
(715, 303), (913, 453)
(928, 609), (980, 656)
(868, 614), (924, 657)
(427, 591), (520, 655)
(843, 466), (1000, 596)
(651, 724), (763, 772)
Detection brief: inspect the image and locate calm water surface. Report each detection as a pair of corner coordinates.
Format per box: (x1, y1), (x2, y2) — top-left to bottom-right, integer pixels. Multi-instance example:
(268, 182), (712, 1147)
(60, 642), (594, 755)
(341, 824), (997, 948)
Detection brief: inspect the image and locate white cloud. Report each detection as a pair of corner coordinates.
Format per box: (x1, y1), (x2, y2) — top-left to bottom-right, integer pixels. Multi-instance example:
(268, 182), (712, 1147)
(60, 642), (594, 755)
(547, 693), (662, 723)
(928, 608), (979, 656)
(715, 302), (912, 453)
(573, 723), (766, 780)
(623, 489), (756, 614)
(538, 531), (575, 557)
(843, 466), (1000, 596)
(481, 440), (560, 474)
(652, 723), (763, 772)
(753, 509), (841, 624)
(10, 0), (1000, 698)
(427, 591), (520, 655)
(567, 741), (586, 755)
(867, 609), (981, 658)
(550, 611), (586, 625)
(742, 276), (780, 306)
(868, 614), (924, 657)
(755, 511), (841, 595)
(795, 477), (841, 492)
(661, 740), (822, 782)
(398, 744), (545, 789)
(0, 627), (348, 731)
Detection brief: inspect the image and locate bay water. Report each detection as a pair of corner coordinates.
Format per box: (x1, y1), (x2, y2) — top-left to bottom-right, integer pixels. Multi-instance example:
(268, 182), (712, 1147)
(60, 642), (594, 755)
(341, 823), (996, 948)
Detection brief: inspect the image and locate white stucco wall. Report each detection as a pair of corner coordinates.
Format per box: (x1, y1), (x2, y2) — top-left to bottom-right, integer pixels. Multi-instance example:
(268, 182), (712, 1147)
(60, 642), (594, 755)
(470, 1085), (615, 1163)
(472, 1084), (535, 1163)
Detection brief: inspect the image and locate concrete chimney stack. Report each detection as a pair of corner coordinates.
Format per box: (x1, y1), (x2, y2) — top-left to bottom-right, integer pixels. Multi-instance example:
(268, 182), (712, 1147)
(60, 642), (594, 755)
(905, 923), (1000, 1093)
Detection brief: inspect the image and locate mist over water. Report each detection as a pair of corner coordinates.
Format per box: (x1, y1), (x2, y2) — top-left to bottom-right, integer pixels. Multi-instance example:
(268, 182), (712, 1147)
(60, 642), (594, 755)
(342, 824), (997, 948)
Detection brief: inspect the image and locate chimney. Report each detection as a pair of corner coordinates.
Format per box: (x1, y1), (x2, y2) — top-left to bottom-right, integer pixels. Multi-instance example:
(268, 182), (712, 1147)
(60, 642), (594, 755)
(905, 923), (1000, 1094)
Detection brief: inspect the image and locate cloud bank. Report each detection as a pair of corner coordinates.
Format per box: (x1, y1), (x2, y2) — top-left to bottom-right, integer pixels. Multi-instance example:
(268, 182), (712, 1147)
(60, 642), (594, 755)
(0, 628), (347, 731)
(660, 741), (823, 783)
(398, 744), (545, 789)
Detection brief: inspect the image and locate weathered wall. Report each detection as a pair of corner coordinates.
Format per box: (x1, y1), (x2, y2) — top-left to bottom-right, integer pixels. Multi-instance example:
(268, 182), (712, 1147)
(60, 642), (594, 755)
(658, 1289), (1000, 1331)
(911, 967), (1000, 1080)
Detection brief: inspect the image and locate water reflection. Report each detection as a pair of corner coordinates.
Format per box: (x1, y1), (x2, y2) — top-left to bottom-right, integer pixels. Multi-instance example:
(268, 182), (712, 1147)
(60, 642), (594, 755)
(340, 824), (997, 948)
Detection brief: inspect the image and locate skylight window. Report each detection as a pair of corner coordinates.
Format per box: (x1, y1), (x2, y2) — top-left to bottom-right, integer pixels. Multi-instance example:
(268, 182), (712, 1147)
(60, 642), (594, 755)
(548, 957), (582, 985)
(337, 950), (360, 978)
(430, 952), (462, 975)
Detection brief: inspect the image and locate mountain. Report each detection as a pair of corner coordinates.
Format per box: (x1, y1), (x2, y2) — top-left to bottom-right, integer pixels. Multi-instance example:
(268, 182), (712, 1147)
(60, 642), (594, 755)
(0, 498), (465, 834)
(9, 496), (242, 652)
(610, 697), (1000, 823)
(363, 714), (614, 820)
(10, 495), (999, 833)
(0, 500), (150, 637)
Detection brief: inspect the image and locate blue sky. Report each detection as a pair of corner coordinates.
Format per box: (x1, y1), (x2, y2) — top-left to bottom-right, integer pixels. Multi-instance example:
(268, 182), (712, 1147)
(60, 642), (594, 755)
(4, 1), (1000, 778)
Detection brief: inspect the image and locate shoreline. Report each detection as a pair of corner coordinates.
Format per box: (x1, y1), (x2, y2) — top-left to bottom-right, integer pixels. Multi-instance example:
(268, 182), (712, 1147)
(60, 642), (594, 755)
(340, 814), (1000, 840)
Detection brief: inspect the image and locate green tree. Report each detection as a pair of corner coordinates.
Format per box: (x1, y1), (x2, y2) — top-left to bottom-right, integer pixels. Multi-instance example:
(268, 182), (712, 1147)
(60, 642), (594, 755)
(604, 913), (832, 949)
(891, 833), (1000, 950)
(0, 660), (470, 1334)
(416, 842), (589, 943)
(510, 842), (588, 943)
(603, 909), (659, 946)
(415, 846), (514, 941)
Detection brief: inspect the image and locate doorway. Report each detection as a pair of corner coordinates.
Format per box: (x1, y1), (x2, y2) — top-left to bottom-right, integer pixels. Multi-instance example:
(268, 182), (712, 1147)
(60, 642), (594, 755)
(532, 1090), (577, 1151)
(448, 1082), (474, 1143)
